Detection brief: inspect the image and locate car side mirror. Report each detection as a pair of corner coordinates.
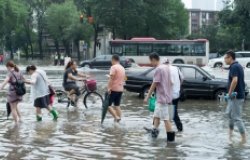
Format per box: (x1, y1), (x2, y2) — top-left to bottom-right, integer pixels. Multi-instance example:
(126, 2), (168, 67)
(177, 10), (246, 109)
(203, 76), (208, 81)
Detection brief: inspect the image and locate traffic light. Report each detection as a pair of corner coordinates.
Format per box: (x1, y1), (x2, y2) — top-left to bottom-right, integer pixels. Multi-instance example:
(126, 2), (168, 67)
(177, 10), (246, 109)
(88, 16), (94, 24)
(80, 14), (84, 23)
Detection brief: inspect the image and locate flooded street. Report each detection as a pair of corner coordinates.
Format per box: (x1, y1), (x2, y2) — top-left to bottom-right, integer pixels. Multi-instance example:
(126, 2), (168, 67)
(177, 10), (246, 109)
(0, 69), (250, 160)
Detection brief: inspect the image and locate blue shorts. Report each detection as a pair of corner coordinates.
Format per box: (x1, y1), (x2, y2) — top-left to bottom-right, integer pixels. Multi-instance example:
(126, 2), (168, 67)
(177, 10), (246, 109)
(109, 91), (123, 106)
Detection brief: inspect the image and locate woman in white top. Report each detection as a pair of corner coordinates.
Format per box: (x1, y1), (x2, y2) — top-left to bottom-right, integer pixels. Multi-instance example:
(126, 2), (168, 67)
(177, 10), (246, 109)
(26, 65), (58, 121)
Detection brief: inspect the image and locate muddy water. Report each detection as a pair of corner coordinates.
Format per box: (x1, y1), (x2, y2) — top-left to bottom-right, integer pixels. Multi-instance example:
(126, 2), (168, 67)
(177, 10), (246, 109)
(0, 74), (250, 159)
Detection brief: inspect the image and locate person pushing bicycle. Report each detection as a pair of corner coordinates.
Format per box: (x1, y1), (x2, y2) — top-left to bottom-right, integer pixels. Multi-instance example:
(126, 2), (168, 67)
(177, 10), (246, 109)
(63, 61), (89, 106)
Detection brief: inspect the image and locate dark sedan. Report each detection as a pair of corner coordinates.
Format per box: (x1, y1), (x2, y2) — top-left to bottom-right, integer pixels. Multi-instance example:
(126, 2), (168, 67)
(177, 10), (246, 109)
(80, 55), (132, 69)
(125, 64), (249, 99)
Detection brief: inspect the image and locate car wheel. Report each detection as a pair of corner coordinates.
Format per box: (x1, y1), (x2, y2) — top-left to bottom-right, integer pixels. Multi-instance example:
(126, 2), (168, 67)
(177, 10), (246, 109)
(84, 64), (91, 68)
(247, 63), (250, 68)
(215, 89), (227, 99)
(139, 87), (150, 99)
(173, 60), (184, 64)
(214, 63), (223, 68)
(129, 58), (135, 63)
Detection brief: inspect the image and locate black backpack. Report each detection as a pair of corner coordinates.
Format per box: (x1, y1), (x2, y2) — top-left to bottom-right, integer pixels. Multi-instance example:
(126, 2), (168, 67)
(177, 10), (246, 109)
(11, 72), (26, 96)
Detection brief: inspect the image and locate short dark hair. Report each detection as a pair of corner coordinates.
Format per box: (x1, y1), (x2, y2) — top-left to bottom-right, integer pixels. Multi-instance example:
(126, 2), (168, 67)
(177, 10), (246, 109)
(26, 65), (37, 73)
(112, 54), (120, 61)
(149, 52), (160, 61)
(225, 50), (236, 60)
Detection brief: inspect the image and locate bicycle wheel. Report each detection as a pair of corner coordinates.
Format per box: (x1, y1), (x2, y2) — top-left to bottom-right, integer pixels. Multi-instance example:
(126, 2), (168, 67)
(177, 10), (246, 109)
(83, 91), (104, 109)
(56, 90), (70, 107)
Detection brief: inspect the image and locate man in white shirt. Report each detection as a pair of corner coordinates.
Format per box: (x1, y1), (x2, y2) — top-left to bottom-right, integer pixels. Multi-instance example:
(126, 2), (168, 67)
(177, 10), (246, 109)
(164, 59), (184, 132)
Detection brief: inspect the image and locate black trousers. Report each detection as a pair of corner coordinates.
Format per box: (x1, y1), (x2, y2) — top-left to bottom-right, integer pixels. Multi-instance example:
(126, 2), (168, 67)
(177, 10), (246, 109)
(172, 98), (183, 131)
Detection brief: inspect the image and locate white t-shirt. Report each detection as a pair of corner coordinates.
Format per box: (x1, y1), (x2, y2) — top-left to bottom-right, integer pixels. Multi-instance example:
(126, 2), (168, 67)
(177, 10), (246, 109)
(170, 65), (184, 99)
(30, 69), (49, 101)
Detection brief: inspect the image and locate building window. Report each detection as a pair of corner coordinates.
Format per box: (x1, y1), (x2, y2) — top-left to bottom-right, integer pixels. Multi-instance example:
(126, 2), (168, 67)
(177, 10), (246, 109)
(191, 12), (197, 17)
(202, 13), (206, 19)
(208, 13), (214, 19)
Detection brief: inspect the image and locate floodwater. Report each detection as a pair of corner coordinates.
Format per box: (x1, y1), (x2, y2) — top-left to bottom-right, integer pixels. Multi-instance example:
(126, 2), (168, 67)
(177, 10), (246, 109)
(0, 71), (250, 160)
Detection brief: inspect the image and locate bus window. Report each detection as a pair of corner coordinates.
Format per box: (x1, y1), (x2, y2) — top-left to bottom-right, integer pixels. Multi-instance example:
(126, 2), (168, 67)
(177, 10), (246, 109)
(183, 44), (192, 56)
(111, 45), (123, 56)
(138, 44), (152, 56)
(168, 44), (182, 56)
(193, 43), (205, 56)
(124, 44), (137, 56)
(153, 44), (168, 56)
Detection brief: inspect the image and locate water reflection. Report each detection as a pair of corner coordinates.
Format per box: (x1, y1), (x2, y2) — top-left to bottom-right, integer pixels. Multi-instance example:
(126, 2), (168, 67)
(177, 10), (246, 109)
(0, 82), (250, 159)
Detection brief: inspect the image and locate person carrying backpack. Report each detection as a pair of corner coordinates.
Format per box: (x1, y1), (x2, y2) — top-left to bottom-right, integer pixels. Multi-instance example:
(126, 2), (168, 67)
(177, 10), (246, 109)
(0, 61), (25, 124)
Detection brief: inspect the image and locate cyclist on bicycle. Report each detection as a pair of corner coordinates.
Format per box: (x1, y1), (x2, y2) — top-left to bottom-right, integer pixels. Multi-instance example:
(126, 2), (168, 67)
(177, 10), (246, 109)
(63, 60), (88, 106)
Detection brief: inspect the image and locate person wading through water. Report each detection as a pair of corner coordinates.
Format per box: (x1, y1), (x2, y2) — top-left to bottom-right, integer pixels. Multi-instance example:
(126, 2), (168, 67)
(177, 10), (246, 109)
(0, 61), (24, 124)
(224, 50), (247, 144)
(144, 53), (175, 142)
(26, 65), (58, 121)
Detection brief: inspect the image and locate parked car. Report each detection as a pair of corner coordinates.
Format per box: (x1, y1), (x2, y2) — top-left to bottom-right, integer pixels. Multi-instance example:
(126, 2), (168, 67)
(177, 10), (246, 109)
(209, 53), (221, 59)
(124, 64), (249, 99)
(208, 51), (250, 68)
(80, 55), (132, 69)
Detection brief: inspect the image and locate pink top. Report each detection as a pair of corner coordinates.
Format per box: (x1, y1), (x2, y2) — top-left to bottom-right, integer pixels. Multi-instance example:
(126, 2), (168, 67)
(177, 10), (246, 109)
(153, 64), (173, 104)
(108, 64), (125, 92)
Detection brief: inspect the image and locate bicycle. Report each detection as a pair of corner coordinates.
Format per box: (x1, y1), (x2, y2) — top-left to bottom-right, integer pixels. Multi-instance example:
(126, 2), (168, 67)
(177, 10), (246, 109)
(55, 79), (103, 109)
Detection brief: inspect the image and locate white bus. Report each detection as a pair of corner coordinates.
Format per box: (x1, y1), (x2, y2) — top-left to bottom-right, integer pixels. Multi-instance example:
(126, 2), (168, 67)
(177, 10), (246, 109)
(110, 38), (209, 66)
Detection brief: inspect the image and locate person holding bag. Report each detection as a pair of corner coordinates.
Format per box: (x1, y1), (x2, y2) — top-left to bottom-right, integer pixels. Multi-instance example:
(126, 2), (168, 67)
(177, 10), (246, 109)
(25, 65), (58, 121)
(144, 53), (175, 142)
(0, 61), (24, 124)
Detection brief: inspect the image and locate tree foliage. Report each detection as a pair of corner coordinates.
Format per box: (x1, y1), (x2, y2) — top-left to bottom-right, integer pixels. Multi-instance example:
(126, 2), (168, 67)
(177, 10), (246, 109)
(0, 0), (29, 58)
(88, 0), (188, 39)
(45, 0), (93, 57)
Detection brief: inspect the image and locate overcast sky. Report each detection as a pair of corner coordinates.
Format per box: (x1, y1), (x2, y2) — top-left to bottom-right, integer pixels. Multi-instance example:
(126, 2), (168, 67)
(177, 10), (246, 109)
(182, 0), (191, 8)
(181, 0), (225, 11)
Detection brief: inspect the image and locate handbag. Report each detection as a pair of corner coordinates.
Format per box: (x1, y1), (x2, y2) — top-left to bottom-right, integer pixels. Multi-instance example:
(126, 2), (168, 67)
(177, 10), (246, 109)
(148, 94), (156, 112)
(49, 85), (55, 96)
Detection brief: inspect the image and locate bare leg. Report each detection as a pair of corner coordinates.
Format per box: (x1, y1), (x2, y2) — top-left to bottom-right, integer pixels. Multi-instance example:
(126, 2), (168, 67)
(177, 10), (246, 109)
(16, 103), (21, 121)
(153, 117), (160, 129)
(36, 107), (42, 116)
(163, 120), (173, 132)
(241, 133), (247, 144)
(36, 107), (42, 121)
(67, 90), (76, 101)
(114, 106), (122, 119)
(108, 107), (119, 120)
(10, 102), (19, 124)
(47, 106), (52, 112)
(229, 129), (233, 142)
(150, 117), (161, 138)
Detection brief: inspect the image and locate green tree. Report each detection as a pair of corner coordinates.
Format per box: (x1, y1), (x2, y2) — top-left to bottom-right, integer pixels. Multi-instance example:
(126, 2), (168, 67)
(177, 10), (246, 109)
(0, 0), (29, 59)
(89, 0), (188, 40)
(46, 0), (93, 58)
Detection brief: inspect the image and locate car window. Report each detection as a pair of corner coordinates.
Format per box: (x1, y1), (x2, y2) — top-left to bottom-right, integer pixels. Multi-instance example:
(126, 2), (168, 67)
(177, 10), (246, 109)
(95, 55), (105, 61)
(238, 53), (250, 57)
(181, 67), (203, 80)
(235, 53), (243, 58)
(105, 55), (112, 60)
